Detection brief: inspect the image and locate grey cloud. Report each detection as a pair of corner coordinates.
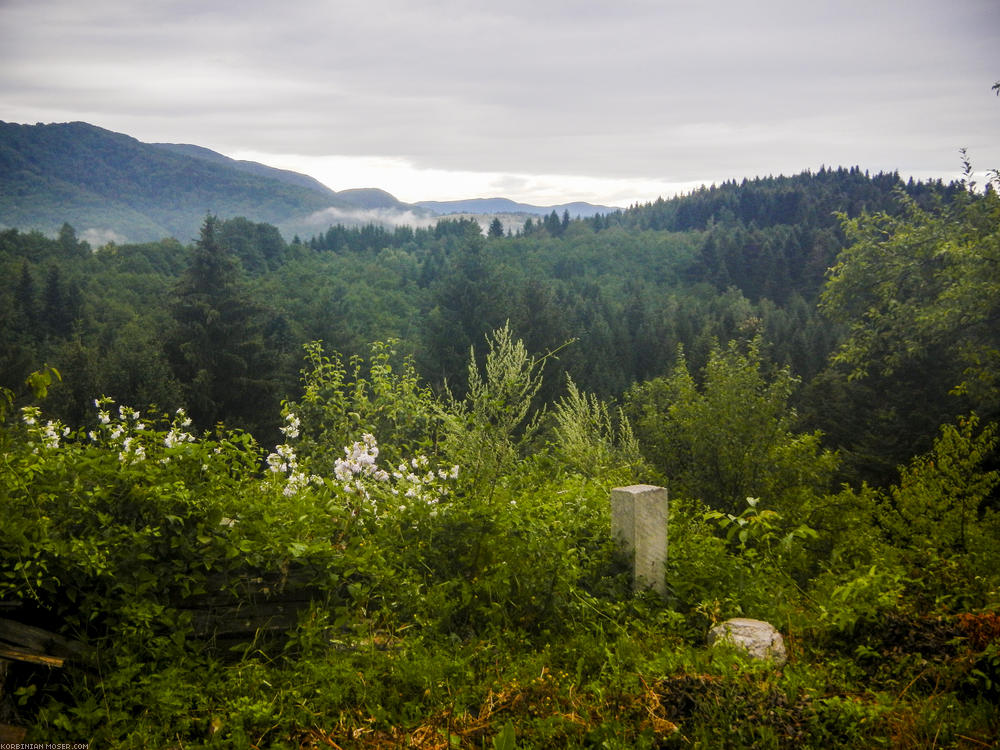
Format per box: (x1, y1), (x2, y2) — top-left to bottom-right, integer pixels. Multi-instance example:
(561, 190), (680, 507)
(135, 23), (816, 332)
(1, 0), (998, 199)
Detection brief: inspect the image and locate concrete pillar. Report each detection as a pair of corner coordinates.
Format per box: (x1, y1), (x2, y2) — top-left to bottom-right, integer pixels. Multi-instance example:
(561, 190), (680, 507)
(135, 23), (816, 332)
(611, 484), (668, 598)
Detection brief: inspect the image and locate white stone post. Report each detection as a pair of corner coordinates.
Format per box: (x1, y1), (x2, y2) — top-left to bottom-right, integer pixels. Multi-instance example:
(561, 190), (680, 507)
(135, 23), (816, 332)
(611, 484), (668, 598)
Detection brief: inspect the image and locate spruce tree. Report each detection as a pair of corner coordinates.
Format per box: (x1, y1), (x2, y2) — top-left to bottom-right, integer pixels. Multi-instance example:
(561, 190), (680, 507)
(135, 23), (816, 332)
(165, 216), (280, 436)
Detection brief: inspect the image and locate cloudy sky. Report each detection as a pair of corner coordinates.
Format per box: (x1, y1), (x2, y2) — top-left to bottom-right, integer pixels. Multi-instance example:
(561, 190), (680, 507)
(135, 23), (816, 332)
(1, 0), (997, 206)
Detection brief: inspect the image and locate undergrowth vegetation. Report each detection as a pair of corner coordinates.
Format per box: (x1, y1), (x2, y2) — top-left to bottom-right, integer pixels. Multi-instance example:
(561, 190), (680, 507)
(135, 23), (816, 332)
(2, 319), (998, 748)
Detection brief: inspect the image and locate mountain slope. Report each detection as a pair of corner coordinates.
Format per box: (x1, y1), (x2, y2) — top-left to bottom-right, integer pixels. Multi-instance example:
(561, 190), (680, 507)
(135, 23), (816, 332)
(0, 121), (359, 243)
(152, 142), (341, 198)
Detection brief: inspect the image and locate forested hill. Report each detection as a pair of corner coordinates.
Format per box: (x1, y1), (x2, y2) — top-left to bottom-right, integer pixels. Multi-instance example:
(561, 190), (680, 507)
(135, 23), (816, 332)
(0, 121), (430, 243)
(595, 167), (966, 304)
(617, 167), (963, 232)
(0, 121), (617, 244)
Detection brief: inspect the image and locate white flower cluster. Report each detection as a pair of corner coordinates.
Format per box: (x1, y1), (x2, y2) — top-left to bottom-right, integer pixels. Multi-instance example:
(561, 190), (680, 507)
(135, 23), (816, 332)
(21, 406), (70, 451)
(334, 433), (390, 496)
(280, 412), (300, 439)
(264, 413), (459, 511)
(87, 396), (197, 464)
(265, 413), (320, 497)
(331, 434), (459, 513)
(88, 397), (158, 464)
(390, 455), (460, 508)
(164, 408), (196, 449)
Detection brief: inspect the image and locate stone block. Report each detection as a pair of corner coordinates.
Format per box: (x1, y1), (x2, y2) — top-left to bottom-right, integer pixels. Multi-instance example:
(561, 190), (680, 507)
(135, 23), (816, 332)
(611, 484), (668, 598)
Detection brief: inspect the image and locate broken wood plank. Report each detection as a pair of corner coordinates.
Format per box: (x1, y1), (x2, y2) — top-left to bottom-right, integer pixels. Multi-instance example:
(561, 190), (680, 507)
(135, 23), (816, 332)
(0, 618), (89, 659)
(0, 645), (65, 668)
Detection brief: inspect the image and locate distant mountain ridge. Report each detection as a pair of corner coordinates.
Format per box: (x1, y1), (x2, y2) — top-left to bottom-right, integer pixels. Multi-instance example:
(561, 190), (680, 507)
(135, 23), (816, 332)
(0, 121), (619, 244)
(416, 197), (618, 217)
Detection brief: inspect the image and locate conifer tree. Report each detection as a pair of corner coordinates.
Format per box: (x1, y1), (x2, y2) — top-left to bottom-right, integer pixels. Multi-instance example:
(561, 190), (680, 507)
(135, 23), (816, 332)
(14, 261), (36, 331)
(41, 264), (80, 338)
(165, 216), (280, 436)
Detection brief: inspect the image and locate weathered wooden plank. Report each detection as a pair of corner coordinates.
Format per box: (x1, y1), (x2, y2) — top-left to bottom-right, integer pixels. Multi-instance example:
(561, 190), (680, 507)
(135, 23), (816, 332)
(0, 618), (88, 658)
(0, 645), (65, 668)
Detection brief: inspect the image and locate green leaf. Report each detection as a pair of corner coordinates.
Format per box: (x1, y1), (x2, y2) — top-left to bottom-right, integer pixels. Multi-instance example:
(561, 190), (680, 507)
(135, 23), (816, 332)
(492, 721), (518, 750)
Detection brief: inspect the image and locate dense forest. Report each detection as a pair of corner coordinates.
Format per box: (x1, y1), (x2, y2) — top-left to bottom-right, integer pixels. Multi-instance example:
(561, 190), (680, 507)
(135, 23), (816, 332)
(1, 166), (999, 747)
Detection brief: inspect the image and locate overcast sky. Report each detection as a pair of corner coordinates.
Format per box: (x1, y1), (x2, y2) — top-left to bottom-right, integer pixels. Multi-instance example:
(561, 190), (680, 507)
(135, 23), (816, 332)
(1, 0), (997, 206)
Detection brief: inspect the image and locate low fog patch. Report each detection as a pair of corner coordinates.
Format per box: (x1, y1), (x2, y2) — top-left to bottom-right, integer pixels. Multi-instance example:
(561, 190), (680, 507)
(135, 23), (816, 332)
(81, 227), (130, 246)
(301, 206), (439, 229)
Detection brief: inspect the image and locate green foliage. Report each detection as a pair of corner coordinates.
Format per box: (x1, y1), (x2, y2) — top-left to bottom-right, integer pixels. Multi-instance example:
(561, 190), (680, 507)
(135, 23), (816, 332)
(551, 374), (643, 482)
(664, 495), (821, 629)
(822, 189), (1000, 413)
(2, 338), (999, 747)
(217, 215), (287, 274)
(441, 322), (549, 495)
(627, 337), (837, 515)
(809, 415), (1000, 633)
(289, 338), (442, 474)
(492, 719), (518, 749)
(882, 416), (998, 554)
(164, 215), (285, 437)
(816, 564), (909, 635)
(487, 217), (506, 239)
(3, 160), (1000, 746)
(877, 415), (1000, 612)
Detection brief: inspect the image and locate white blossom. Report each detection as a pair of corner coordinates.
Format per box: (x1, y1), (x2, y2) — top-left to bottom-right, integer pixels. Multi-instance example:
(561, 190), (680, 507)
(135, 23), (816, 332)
(280, 412), (301, 439)
(41, 421), (61, 449)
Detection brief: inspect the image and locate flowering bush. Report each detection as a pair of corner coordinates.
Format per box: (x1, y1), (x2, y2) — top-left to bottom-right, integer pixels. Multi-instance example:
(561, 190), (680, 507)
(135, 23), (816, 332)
(20, 405), (70, 451)
(265, 409), (459, 514)
(1, 396), (341, 621)
(290, 340), (444, 476)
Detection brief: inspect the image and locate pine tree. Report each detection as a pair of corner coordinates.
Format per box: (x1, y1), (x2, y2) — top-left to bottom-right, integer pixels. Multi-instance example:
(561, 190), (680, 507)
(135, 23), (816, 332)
(41, 264), (80, 337)
(14, 261), (36, 331)
(165, 216), (281, 436)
